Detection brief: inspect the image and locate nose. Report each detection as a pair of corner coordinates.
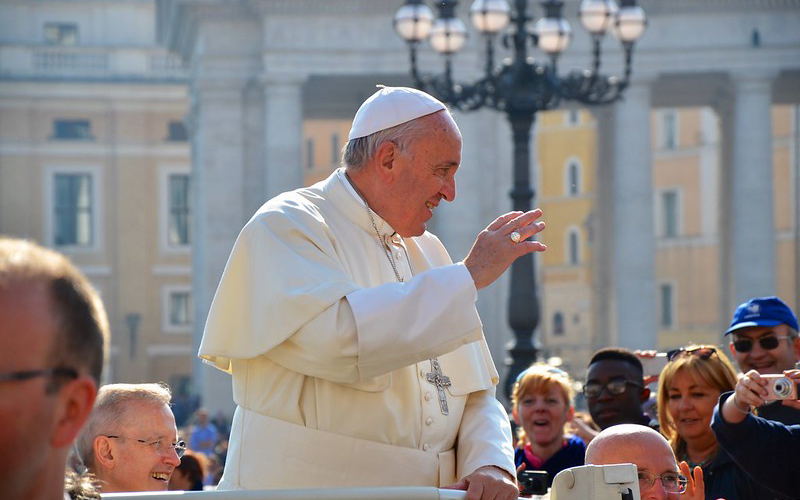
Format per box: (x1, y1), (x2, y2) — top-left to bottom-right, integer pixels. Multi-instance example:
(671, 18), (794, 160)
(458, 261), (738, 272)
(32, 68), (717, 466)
(440, 176), (456, 202)
(597, 387), (614, 402)
(748, 340), (768, 358)
(163, 447), (181, 467)
(678, 395), (693, 411)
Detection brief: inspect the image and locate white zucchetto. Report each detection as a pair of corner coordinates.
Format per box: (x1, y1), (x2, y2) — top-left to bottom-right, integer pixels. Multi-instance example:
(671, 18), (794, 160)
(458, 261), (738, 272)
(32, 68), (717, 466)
(348, 86), (447, 141)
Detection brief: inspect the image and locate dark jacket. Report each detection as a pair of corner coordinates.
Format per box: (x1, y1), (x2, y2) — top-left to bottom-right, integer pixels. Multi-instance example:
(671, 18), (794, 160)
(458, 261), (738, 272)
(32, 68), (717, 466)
(712, 391), (800, 499)
(756, 399), (800, 425)
(514, 434), (586, 488)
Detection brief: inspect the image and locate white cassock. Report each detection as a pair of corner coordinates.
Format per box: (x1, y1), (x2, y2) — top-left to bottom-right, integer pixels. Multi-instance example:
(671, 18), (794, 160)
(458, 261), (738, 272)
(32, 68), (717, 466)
(199, 169), (515, 489)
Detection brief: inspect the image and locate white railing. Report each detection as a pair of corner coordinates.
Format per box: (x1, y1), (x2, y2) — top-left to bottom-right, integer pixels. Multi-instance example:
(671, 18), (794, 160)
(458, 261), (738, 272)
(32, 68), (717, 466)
(103, 488), (551, 500)
(0, 45), (187, 80)
(102, 487), (471, 500)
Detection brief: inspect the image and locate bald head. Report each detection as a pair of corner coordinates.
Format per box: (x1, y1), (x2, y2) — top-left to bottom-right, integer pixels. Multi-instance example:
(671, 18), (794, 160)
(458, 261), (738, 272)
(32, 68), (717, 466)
(586, 424), (674, 466)
(586, 425), (682, 499)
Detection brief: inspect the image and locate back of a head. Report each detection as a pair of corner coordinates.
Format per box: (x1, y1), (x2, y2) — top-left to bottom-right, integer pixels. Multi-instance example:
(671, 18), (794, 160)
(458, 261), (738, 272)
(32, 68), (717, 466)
(77, 383), (173, 471)
(0, 237), (108, 384)
(173, 452), (205, 491)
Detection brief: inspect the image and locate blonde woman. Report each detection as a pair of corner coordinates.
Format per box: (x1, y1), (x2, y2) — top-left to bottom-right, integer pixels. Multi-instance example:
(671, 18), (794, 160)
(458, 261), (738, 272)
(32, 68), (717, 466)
(511, 364), (585, 488)
(657, 345), (776, 500)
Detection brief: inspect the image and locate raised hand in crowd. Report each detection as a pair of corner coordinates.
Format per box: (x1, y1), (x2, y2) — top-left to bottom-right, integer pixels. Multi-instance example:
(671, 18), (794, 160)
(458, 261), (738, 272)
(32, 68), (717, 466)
(723, 369), (800, 423)
(679, 460), (705, 500)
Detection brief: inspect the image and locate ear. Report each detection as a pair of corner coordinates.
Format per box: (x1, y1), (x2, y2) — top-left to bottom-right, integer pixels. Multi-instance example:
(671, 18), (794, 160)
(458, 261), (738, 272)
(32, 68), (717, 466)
(791, 335), (800, 360)
(94, 435), (116, 471)
(51, 376), (97, 448)
(728, 340), (737, 358)
(511, 405), (520, 425)
(567, 405), (575, 421)
(374, 141), (399, 179)
(640, 386), (651, 403)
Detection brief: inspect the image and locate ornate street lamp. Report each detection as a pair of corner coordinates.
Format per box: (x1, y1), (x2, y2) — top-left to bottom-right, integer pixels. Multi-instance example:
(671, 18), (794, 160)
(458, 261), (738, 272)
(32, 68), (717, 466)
(394, 0), (646, 398)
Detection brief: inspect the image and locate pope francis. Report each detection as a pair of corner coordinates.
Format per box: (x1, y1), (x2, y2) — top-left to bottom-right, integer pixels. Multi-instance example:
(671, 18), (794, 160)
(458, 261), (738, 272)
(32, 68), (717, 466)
(199, 86), (547, 500)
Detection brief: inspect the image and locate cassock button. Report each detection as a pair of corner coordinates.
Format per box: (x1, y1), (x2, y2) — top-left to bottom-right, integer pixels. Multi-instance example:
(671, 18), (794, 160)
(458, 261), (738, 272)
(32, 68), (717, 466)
(424, 392), (432, 401)
(420, 369), (426, 377)
(396, 252), (403, 259)
(423, 443), (430, 451)
(426, 417), (433, 426)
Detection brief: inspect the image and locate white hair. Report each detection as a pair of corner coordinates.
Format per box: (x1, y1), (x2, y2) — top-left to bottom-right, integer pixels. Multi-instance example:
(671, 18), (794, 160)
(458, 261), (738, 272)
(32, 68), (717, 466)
(76, 382), (172, 470)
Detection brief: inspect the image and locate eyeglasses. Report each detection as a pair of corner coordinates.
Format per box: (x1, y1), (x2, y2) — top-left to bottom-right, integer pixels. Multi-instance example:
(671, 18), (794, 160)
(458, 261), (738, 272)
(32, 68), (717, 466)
(667, 346), (717, 362)
(637, 471), (688, 494)
(583, 378), (642, 399)
(105, 435), (186, 458)
(0, 367), (78, 383)
(731, 335), (791, 353)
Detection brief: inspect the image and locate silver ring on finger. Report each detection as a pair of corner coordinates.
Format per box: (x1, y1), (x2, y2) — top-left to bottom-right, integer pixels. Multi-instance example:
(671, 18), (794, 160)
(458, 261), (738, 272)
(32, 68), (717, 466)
(509, 231), (522, 244)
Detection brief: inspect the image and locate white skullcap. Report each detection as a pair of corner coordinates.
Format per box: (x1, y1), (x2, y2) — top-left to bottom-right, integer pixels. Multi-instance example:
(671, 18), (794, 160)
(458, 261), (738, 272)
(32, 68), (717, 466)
(348, 86), (447, 141)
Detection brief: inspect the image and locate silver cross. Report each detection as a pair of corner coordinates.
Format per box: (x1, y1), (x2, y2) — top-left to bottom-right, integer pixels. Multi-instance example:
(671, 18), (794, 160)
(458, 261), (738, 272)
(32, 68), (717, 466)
(426, 358), (451, 415)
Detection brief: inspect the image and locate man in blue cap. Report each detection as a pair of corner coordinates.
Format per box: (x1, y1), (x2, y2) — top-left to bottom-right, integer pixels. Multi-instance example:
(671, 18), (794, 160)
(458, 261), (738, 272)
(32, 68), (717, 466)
(725, 296), (800, 424)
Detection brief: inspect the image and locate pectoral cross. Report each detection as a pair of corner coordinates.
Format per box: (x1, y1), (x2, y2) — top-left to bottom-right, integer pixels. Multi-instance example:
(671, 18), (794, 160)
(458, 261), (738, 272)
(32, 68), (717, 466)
(426, 358), (451, 415)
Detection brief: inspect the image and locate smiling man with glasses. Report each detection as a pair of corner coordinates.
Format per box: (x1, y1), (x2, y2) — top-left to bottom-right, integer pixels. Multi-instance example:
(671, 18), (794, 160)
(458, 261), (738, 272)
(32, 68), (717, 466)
(725, 296), (800, 425)
(0, 237), (108, 500)
(77, 383), (182, 492)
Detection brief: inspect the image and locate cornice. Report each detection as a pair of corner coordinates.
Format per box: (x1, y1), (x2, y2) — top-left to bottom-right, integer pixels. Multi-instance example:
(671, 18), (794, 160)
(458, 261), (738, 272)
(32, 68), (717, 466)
(637, 0), (800, 14)
(251, 0), (396, 16)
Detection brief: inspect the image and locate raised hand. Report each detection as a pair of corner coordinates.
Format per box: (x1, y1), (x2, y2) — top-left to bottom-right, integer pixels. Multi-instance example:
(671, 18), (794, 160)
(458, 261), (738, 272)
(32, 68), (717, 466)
(463, 210), (546, 290)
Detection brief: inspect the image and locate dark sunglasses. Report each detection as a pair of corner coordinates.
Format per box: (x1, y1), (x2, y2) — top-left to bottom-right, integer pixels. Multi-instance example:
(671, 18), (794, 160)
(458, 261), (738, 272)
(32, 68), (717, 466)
(731, 335), (790, 353)
(667, 346), (717, 362)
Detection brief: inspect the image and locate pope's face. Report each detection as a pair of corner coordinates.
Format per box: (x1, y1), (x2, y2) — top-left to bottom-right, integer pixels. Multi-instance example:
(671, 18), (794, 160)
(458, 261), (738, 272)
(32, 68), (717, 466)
(384, 112), (462, 237)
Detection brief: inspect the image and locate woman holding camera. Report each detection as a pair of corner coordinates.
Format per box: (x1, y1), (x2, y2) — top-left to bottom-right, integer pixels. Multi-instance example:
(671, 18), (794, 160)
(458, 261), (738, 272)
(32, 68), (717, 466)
(657, 345), (777, 500)
(711, 369), (800, 498)
(511, 364), (585, 490)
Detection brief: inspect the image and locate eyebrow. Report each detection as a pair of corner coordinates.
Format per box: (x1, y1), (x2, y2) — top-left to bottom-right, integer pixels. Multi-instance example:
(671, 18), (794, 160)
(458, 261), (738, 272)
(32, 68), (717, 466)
(433, 162), (459, 169)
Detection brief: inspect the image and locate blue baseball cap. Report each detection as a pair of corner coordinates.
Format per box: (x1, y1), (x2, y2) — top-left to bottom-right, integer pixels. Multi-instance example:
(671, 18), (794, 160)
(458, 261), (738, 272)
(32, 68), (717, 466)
(725, 296), (799, 335)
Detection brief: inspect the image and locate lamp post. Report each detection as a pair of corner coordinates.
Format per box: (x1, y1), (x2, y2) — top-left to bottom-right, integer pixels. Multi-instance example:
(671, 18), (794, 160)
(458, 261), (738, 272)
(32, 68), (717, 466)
(394, 0), (646, 399)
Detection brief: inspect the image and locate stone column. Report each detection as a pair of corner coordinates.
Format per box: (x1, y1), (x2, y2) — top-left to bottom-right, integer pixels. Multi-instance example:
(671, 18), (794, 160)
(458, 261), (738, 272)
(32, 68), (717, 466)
(592, 106), (616, 350)
(263, 74), (304, 198)
(728, 72), (776, 307)
(189, 79), (247, 416)
(611, 80), (656, 349)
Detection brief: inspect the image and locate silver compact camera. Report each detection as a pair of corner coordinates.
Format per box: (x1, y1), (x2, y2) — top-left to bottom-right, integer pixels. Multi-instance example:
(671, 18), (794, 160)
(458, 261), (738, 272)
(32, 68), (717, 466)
(762, 374), (799, 400)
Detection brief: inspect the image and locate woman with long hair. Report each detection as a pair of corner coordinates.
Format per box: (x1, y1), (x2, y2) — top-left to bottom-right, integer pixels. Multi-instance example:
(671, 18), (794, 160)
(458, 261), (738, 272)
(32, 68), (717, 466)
(657, 345), (777, 500)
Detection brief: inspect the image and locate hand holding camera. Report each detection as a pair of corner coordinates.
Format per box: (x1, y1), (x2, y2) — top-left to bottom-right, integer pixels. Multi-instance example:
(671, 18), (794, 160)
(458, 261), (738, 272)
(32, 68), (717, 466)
(730, 369), (800, 414)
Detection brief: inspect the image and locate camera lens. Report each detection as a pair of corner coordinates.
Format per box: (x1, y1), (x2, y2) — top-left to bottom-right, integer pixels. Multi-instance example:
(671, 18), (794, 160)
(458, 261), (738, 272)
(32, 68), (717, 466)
(773, 378), (792, 398)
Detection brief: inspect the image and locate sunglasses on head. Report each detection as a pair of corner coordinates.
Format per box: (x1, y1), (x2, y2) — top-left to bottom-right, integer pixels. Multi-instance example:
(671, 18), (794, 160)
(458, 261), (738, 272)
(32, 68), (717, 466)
(666, 346), (717, 362)
(731, 335), (790, 353)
